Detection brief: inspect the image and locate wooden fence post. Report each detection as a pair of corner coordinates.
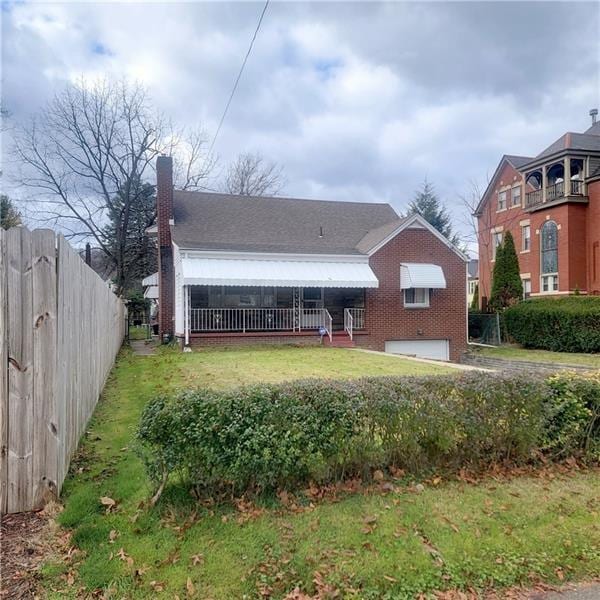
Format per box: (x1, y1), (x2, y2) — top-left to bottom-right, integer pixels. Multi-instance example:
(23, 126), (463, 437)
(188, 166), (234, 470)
(32, 230), (58, 507)
(6, 227), (35, 513)
(0, 229), (8, 514)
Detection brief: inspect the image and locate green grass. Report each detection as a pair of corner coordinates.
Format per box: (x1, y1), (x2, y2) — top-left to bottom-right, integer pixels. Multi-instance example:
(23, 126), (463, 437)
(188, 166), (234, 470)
(128, 325), (150, 341)
(472, 344), (600, 368)
(42, 346), (600, 599)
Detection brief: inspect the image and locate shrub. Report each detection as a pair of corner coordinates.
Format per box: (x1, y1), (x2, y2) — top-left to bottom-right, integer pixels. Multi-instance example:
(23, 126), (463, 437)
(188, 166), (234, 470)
(489, 231), (523, 310)
(504, 296), (600, 352)
(544, 371), (600, 458)
(138, 371), (600, 499)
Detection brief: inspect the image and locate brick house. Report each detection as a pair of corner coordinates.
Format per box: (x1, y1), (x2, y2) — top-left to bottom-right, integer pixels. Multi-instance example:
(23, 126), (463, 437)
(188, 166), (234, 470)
(154, 156), (468, 361)
(475, 112), (600, 307)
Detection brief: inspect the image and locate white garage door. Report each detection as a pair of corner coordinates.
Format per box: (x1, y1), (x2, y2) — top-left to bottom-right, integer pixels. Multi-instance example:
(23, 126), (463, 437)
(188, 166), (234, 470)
(385, 339), (449, 361)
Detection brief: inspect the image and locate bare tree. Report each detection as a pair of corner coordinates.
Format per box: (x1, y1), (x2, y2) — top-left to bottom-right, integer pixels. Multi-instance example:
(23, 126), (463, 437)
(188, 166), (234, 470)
(224, 151), (285, 196)
(459, 178), (525, 302)
(12, 78), (214, 294)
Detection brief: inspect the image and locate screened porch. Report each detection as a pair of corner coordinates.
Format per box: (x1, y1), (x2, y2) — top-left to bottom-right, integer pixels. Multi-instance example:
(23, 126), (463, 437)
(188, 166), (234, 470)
(184, 285), (366, 340)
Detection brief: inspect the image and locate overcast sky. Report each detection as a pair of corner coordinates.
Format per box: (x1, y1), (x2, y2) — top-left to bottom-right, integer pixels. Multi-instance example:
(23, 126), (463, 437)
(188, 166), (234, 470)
(2, 1), (600, 253)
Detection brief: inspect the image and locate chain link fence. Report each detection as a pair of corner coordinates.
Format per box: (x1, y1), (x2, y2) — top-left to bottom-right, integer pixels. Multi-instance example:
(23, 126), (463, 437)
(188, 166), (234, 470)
(468, 312), (502, 346)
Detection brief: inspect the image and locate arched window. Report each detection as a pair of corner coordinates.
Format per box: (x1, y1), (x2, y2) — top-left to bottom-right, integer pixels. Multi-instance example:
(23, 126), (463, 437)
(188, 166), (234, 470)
(540, 220), (559, 292)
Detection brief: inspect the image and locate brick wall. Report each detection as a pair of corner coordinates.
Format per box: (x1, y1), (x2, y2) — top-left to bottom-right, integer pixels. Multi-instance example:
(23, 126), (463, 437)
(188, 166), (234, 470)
(478, 160), (597, 300)
(357, 227), (467, 362)
(586, 180), (600, 294)
(477, 161), (531, 304)
(189, 333), (321, 348)
(157, 156), (175, 338)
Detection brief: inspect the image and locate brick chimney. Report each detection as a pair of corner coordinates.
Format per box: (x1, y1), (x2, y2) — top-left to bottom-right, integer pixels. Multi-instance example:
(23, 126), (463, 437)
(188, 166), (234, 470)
(156, 155), (174, 340)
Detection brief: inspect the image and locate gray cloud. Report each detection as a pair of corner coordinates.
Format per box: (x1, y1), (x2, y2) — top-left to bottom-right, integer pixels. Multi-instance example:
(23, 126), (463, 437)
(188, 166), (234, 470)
(2, 1), (599, 252)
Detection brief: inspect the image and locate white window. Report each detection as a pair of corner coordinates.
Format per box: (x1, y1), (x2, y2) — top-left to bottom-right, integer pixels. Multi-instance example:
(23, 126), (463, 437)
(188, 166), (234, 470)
(522, 278), (531, 299)
(521, 225), (531, 252)
(492, 231), (503, 260)
(468, 280), (477, 295)
(404, 288), (430, 308)
(540, 221), (559, 292)
(497, 190), (507, 211)
(541, 274), (559, 293)
(511, 186), (522, 207)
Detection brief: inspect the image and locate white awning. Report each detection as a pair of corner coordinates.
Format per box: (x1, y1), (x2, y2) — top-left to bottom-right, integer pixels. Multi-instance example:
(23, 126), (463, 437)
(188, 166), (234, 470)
(181, 257), (379, 288)
(142, 272), (158, 287)
(144, 285), (159, 299)
(400, 263), (446, 289)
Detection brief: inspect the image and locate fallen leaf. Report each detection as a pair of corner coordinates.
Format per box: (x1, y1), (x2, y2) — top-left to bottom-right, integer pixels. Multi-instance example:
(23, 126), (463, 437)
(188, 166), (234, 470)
(150, 580), (165, 592)
(186, 577), (196, 598)
(109, 529), (118, 543)
(373, 469), (384, 481)
(100, 496), (116, 513)
(383, 575), (397, 583)
(191, 553), (204, 566)
(364, 515), (378, 525)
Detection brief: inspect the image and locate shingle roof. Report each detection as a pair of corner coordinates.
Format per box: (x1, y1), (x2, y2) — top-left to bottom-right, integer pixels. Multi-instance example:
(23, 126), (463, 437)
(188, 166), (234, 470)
(535, 131), (600, 160)
(584, 121), (600, 136)
(172, 191), (400, 255)
(505, 155), (533, 169)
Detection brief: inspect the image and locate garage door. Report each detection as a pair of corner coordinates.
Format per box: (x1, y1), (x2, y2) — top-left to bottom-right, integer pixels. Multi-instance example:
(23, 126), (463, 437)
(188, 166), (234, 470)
(385, 339), (449, 361)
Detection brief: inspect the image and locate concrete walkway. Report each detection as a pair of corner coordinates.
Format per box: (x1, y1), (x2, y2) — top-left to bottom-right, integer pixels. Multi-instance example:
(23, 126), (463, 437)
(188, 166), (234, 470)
(532, 583), (600, 599)
(129, 340), (156, 356)
(350, 348), (493, 372)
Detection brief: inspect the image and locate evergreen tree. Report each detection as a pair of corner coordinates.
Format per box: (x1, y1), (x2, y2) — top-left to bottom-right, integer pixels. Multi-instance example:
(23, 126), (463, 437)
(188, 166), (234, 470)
(408, 180), (461, 246)
(489, 231), (523, 310)
(1, 194), (21, 230)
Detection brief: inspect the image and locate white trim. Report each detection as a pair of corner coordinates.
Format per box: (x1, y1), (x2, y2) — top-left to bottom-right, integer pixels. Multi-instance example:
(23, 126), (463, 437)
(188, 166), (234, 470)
(403, 288), (430, 308)
(178, 249), (370, 264)
(367, 214), (468, 261)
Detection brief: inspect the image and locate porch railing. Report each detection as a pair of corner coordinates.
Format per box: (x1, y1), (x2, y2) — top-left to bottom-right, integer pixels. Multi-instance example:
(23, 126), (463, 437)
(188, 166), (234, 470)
(344, 308), (354, 340)
(189, 308), (295, 332)
(526, 180), (585, 209)
(189, 307), (333, 340)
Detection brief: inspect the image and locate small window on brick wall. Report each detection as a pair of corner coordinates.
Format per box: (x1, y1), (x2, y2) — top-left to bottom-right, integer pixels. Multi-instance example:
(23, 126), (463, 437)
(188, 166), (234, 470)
(404, 288), (430, 308)
(497, 190), (507, 211)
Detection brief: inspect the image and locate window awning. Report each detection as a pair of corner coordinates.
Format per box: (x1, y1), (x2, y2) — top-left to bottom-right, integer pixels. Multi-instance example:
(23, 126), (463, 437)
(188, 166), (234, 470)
(400, 263), (446, 289)
(181, 257), (379, 288)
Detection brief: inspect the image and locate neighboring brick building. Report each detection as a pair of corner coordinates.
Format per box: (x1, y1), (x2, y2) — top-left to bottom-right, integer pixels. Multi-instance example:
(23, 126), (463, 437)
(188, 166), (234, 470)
(153, 156), (468, 362)
(475, 112), (600, 307)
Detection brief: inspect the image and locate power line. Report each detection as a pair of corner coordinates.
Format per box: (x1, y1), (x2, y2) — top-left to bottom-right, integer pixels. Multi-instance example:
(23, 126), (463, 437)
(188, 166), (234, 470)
(207, 0), (270, 157)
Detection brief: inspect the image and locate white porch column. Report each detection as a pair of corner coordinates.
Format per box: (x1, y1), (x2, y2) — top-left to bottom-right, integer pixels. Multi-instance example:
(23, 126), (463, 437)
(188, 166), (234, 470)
(184, 285), (190, 346)
(541, 164), (547, 203)
(564, 157), (571, 196)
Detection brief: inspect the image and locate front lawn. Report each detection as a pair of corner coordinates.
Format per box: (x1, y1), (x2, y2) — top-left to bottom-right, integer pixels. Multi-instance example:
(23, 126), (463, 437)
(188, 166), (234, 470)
(42, 346), (600, 598)
(472, 344), (600, 368)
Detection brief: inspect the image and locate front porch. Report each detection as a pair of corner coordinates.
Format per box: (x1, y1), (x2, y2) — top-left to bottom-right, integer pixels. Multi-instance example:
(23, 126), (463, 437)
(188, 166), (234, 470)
(183, 286), (366, 344)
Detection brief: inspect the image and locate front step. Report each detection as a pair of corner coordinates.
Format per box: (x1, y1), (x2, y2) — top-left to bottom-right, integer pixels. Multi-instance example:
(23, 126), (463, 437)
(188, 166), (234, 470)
(324, 331), (355, 348)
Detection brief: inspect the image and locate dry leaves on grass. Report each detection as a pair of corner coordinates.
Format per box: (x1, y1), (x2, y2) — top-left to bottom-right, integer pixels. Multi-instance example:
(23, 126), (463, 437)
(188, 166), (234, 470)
(99, 496), (117, 514)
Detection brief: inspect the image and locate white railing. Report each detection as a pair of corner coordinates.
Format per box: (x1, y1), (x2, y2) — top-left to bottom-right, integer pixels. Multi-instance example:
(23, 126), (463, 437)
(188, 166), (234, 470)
(347, 308), (365, 329)
(344, 308), (353, 340)
(189, 308), (295, 333)
(189, 307), (341, 342)
(324, 309), (333, 342)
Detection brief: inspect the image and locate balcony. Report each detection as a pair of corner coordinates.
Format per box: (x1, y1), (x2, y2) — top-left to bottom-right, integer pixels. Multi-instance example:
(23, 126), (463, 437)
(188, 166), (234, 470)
(525, 180), (587, 211)
(524, 158), (588, 212)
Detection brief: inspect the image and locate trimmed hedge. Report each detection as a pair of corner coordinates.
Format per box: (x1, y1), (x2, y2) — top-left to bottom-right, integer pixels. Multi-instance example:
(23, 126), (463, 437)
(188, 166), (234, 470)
(137, 372), (600, 498)
(504, 296), (600, 352)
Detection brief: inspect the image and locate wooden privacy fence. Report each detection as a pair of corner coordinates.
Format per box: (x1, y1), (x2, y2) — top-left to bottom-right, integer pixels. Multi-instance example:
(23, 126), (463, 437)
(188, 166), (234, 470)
(0, 227), (127, 514)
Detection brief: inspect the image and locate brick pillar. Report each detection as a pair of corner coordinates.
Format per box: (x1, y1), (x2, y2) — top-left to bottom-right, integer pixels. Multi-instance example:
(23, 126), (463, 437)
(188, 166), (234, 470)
(157, 155), (174, 340)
